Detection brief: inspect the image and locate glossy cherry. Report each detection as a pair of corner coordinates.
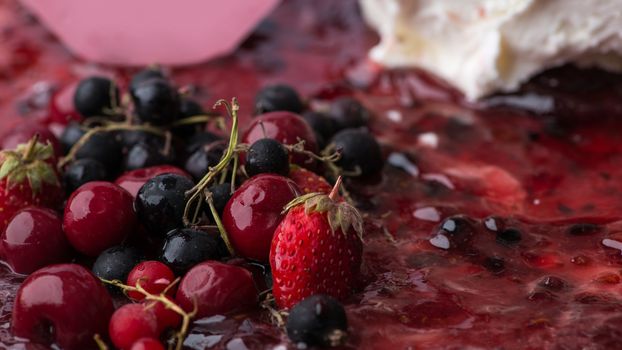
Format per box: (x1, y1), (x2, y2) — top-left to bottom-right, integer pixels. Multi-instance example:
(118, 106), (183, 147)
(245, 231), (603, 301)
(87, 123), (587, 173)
(143, 298), (182, 333)
(109, 303), (159, 350)
(222, 174), (300, 262)
(12, 264), (114, 350)
(127, 261), (176, 300)
(242, 111), (318, 169)
(131, 338), (165, 350)
(63, 181), (137, 256)
(1, 207), (71, 274)
(175, 261), (258, 318)
(114, 165), (190, 198)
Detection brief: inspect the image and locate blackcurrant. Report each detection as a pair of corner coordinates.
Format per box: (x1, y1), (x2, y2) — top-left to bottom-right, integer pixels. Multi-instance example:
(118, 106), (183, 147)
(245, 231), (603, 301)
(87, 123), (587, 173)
(135, 173), (195, 237)
(328, 97), (370, 131)
(160, 228), (226, 275)
(302, 111), (336, 149)
(129, 67), (165, 94)
(182, 131), (223, 160)
(73, 76), (119, 118)
(59, 121), (86, 155)
(131, 78), (180, 125)
(63, 158), (108, 194)
(74, 131), (123, 175)
(330, 129), (383, 178)
(206, 183), (232, 217)
(254, 84), (304, 115)
(286, 294), (348, 348)
(124, 141), (175, 171)
(174, 98), (207, 137)
(118, 129), (163, 153)
(92, 245), (143, 293)
(245, 138), (289, 177)
(184, 141), (226, 181)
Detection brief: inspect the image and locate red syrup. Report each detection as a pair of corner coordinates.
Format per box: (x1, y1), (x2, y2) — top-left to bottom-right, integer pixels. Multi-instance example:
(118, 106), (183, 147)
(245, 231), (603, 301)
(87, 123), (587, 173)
(2, 0), (622, 349)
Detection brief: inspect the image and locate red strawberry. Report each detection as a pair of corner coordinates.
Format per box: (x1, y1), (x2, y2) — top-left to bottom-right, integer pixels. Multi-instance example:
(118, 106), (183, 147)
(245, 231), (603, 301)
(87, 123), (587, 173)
(270, 177), (363, 308)
(289, 166), (332, 194)
(0, 136), (62, 231)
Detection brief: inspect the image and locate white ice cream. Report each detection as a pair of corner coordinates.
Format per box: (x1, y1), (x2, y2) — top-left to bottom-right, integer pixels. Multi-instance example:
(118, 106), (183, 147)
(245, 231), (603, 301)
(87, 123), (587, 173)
(359, 0), (622, 100)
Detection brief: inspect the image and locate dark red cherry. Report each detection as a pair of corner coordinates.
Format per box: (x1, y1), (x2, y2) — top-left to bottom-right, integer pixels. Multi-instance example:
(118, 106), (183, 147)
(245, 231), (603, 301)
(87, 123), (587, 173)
(242, 111), (318, 169)
(175, 261), (258, 318)
(222, 174), (300, 262)
(114, 165), (190, 198)
(127, 261), (176, 300)
(12, 264), (114, 350)
(131, 338), (165, 350)
(1, 121), (61, 156)
(63, 181), (137, 256)
(1, 207), (72, 274)
(143, 298), (181, 333)
(109, 303), (159, 350)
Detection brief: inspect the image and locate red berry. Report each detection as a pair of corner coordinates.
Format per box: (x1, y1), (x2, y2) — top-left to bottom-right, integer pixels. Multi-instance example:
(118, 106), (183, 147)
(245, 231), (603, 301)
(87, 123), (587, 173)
(12, 264), (114, 350)
(176, 261), (258, 318)
(1, 121), (62, 157)
(0, 138), (63, 233)
(242, 111), (318, 169)
(127, 261), (176, 301)
(222, 174), (300, 262)
(270, 186), (363, 308)
(115, 165), (191, 198)
(289, 166), (332, 194)
(63, 181), (137, 256)
(109, 303), (159, 350)
(131, 337), (165, 350)
(143, 298), (182, 333)
(1, 207), (72, 274)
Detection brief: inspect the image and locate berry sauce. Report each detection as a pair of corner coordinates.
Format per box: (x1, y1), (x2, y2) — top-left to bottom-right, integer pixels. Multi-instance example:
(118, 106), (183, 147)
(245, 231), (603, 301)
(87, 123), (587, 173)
(3, 0), (622, 349)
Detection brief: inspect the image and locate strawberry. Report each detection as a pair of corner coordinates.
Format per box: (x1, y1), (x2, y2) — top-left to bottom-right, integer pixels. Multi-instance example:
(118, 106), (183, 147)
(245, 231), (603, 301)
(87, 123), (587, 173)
(288, 166), (332, 194)
(270, 177), (363, 308)
(0, 136), (62, 231)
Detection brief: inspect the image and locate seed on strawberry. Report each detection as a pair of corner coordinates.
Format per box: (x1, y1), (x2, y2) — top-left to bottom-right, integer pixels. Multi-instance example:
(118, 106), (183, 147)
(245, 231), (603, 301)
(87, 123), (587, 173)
(289, 166), (332, 194)
(73, 76), (119, 118)
(0, 136), (63, 232)
(245, 138), (290, 177)
(286, 294), (348, 348)
(270, 177), (363, 308)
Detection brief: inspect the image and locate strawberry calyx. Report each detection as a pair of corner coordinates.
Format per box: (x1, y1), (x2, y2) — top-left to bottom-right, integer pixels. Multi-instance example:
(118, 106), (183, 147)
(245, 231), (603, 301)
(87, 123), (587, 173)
(0, 135), (59, 195)
(283, 177), (364, 240)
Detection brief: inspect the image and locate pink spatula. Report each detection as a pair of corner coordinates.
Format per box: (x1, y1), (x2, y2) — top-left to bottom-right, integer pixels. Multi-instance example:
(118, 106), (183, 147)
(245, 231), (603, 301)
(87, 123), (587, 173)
(20, 0), (279, 66)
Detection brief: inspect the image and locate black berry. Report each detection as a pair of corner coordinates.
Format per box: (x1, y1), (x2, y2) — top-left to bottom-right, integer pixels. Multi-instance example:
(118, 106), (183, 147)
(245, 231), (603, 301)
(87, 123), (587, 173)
(160, 228), (226, 275)
(92, 245), (143, 293)
(182, 131), (223, 160)
(184, 141), (226, 181)
(174, 99), (207, 137)
(245, 138), (289, 177)
(496, 227), (522, 245)
(328, 97), (370, 131)
(254, 84), (304, 115)
(129, 67), (165, 94)
(302, 111), (336, 149)
(63, 159), (108, 194)
(118, 130), (163, 153)
(74, 131), (123, 174)
(286, 294), (348, 348)
(135, 174), (195, 237)
(124, 140), (174, 171)
(131, 78), (180, 125)
(205, 183), (232, 218)
(330, 129), (383, 178)
(73, 76), (119, 118)
(59, 121), (86, 155)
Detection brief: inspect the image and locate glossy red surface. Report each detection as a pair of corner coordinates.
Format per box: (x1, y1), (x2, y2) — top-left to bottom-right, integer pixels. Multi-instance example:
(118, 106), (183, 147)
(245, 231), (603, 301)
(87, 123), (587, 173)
(1, 207), (71, 274)
(126, 261), (176, 301)
(222, 174), (300, 262)
(63, 181), (137, 256)
(2, 0), (622, 349)
(114, 165), (191, 198)
(12, 264), (114, 350)
(130, 337), (165, 350)
(109, 303), (159, 350)
(175, 261), (258, 318)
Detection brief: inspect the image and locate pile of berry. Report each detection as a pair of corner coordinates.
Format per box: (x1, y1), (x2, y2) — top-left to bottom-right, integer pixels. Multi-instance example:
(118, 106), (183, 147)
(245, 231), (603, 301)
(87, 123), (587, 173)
(0, 68), (384, 349)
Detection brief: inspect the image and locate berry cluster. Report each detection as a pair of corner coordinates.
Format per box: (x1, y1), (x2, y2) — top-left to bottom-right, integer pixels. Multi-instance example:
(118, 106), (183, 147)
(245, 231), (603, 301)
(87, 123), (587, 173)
(0, 70), (384, 349)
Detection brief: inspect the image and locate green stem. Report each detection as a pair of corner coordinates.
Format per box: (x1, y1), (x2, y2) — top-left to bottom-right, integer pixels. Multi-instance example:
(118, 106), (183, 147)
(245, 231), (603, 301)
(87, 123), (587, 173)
(22, 134), (41, 162)
(207, 195), (235, 255)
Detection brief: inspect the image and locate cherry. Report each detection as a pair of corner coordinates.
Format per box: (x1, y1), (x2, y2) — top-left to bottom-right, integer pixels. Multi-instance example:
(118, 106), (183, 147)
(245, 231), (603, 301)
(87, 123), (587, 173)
(328, 96), (370, 131)
(63, 181), (137, 256)
(131, 338), (165, 350)
(109, 303), (159, 350)
(160, 228), (226, 275)
(114, 165), (190, 198)
(143, 298), (181, 333)
(254, 84), (304, 114)
(242, 111), (318, 169)
(1, 207), (71, 274)
(135, 174), (195, 237)
(127, 261), (176, 300)
(73, 76), (119, 118)
(0, 121), (61, 157)
(175, 261), (258, 318)
(12, 264), (114, 350)
(222, 174), (300, 262)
